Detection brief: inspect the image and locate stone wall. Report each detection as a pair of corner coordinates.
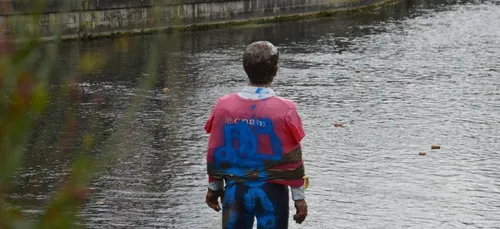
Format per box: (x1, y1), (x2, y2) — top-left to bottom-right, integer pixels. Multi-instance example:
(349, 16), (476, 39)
(0, 0), (392, 39)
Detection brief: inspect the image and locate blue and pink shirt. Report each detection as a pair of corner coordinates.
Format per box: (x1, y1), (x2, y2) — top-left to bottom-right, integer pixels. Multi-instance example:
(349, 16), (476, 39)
(205, 86), (306, 200)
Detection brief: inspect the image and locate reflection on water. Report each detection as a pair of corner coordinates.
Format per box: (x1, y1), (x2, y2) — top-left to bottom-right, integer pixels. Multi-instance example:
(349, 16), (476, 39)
(11, 0), (500, 228)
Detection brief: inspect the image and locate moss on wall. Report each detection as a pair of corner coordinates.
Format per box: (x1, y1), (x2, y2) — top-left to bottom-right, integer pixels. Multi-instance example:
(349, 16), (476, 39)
(57, 0), (399, 42)
(0, 0), (402, 42)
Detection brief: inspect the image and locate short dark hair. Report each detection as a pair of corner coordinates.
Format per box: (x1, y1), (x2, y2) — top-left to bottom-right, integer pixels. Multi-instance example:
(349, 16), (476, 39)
(243, 41), (279, 85)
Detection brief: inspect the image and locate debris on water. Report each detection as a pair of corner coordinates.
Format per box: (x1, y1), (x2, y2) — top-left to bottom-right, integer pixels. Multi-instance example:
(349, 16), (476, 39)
(334, 123), (344, 127)
(355, 70), (361, 73)
(419, 152), (426, 156)
(431, 145), (441, 149)
(96, 199), (105, 205)
(162, 88), (169, 93)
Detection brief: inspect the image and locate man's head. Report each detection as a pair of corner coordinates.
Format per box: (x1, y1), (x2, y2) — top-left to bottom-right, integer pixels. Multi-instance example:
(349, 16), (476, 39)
(243, 41), (279, 85)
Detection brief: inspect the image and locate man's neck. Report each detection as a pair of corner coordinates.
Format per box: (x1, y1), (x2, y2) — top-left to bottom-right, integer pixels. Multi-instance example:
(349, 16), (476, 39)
(248, 83), (271, 88)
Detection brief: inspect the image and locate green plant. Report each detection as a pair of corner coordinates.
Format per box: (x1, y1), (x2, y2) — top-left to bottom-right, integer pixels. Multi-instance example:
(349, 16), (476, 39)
(0, 1), (175, 228)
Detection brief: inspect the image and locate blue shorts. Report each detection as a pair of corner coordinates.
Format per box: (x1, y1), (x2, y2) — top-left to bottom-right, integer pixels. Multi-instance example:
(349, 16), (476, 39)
(222, 181), (289, 229)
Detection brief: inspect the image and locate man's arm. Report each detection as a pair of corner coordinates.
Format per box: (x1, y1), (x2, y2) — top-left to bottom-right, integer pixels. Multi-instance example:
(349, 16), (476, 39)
(204, 99), (225, 211)
(204, 100), (224, 192)
(286, 107), (307, 201)
(208, 178), (224, 191)
(291, 185), (305, 200)
(285, 107), (308, 224)
(206, 175), (224, 212)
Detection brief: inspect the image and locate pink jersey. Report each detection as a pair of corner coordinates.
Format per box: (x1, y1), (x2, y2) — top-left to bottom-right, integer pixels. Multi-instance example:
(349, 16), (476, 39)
(205, 88), (306, 187)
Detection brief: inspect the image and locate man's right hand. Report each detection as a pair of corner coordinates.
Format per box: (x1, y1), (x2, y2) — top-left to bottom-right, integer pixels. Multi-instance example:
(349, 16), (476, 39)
(205, 188), (224, 212)
(293, 199), (308, 224)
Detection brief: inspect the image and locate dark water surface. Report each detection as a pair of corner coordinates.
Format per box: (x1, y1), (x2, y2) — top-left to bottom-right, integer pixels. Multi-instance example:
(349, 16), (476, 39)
(11, 0), (500, 228)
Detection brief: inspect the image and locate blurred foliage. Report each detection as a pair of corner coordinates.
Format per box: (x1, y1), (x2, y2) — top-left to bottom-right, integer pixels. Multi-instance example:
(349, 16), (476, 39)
(0, 1), (176, 228)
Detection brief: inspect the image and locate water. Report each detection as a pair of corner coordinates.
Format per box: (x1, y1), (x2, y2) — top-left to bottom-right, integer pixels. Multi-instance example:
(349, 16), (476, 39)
(11, 0), (500, 228)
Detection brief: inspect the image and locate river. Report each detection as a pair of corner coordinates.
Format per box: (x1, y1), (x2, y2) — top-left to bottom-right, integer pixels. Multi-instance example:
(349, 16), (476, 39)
(10, 0), (500, 228)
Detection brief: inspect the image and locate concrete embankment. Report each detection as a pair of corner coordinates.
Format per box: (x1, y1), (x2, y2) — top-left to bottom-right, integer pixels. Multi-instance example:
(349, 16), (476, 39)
(0, 0), (399, 40)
